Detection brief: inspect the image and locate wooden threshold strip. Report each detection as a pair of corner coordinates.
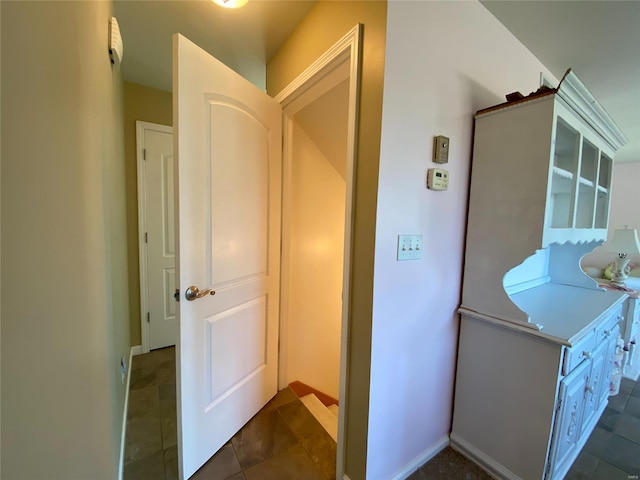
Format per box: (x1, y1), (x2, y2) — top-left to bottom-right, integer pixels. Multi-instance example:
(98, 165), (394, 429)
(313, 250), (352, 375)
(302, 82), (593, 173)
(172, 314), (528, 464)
(288, 381), (338, 407)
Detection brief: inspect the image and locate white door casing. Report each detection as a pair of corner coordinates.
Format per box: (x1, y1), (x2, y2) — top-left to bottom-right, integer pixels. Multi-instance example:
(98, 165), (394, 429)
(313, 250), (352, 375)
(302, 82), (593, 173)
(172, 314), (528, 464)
(137, 121), (176, 352)
(174, 34), (282, 479)
(275, 24), (362, 477)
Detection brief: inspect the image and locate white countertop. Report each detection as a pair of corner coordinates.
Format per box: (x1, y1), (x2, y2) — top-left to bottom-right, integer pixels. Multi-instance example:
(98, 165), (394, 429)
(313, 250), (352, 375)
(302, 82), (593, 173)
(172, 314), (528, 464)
(509, 283), (627, 345)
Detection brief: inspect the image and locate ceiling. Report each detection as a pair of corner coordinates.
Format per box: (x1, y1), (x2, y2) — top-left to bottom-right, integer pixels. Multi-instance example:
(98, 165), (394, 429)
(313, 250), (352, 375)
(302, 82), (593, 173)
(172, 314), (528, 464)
(113, 0), (315, 91)
(113, 0), (639, 163)
(480, 0), (640, 163)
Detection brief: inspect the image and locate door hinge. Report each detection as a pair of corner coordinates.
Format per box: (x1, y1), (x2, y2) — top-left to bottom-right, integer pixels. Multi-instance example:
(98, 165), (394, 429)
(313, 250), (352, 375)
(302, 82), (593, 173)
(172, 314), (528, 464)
(145, 232), (148, 243)
(143, 148), (147, 160)
(147, 312), (150, 323)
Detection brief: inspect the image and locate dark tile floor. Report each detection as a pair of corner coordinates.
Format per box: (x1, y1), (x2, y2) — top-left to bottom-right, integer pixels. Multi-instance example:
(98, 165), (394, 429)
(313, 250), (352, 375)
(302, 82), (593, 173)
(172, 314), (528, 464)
(123, 347), (178, 480)
(191, 387), (336, 480)
(565, 376), (640, 479)
(407, 447), (492, 480)
(124, 349), (640, 480)
(123, 347), (336, 480)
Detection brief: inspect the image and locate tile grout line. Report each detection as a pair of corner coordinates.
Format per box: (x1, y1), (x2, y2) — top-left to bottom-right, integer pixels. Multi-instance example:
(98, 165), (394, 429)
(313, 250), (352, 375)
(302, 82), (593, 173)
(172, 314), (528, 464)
(228, 433), (245, 480)
(275, 396), (335, 479)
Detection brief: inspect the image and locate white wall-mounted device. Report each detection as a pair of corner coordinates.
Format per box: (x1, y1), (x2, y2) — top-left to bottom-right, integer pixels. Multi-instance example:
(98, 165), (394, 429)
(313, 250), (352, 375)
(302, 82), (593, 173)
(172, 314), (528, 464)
(109, 17), (124, 67)
(427, 168), (449, 191)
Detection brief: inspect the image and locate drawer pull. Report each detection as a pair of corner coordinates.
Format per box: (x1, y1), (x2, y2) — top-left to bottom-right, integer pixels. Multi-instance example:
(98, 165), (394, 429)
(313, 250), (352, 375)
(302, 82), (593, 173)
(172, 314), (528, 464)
(585, 385), (595, 394)
(603, 330), (612, 338)
(583, 351), (592, 360)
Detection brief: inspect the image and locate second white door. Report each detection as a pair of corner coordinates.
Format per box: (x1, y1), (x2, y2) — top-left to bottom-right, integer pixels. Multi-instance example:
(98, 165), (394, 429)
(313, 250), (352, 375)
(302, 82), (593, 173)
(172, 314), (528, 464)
(137, 121), (176, 351)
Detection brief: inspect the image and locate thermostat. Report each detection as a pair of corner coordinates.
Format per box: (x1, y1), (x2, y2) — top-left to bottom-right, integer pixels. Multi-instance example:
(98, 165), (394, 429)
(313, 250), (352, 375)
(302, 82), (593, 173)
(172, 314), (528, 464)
(427, 168), (449, 191)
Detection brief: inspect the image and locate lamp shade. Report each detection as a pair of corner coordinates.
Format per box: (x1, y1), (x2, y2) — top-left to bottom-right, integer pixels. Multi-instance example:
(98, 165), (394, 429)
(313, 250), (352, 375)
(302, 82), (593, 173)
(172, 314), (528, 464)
(609, 227), (640, 254)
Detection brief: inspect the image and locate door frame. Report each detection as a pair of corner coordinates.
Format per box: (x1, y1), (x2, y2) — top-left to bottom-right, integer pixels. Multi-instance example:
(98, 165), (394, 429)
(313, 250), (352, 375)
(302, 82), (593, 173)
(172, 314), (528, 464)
(274, 24), (362, 477)
(136, 120), (174, 354)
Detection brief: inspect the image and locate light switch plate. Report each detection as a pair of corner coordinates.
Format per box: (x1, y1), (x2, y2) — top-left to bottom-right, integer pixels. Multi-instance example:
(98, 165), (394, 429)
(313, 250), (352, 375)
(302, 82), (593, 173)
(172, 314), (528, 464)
(397, 234), (422, 261)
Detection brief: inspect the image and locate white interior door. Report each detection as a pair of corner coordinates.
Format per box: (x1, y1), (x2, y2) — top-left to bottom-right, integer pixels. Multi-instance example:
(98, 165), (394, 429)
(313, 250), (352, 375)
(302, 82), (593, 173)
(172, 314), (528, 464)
(137, 121), (176, 351)
(173, 34), (282, 479)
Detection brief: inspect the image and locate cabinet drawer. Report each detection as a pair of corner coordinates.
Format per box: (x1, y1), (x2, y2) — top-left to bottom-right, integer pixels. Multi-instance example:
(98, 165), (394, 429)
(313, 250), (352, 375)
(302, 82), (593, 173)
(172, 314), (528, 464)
(595, 305), (623, 345)
(562, 331), (596, 376)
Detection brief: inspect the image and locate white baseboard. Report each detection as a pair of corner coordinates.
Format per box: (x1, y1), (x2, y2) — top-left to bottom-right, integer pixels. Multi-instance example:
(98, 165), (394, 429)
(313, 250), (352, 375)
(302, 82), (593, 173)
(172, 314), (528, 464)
(389, 434), (449, 480)
(450, 432), (521, 480)
(131, 345), (142, 356)
(118, 346), (136, 480)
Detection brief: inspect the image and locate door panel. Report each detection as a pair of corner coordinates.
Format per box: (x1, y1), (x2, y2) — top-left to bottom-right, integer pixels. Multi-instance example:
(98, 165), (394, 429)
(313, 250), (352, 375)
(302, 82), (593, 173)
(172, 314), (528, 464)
(174, 34), (282, 479)
(205, 296), (267, 407)
(207, 97), (269, 287)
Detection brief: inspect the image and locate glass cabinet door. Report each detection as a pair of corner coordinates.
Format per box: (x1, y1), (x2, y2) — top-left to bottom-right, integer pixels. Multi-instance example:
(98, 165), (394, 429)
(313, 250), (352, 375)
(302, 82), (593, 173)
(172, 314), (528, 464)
(549, 118), (579, 228)
(595, 153), (612, 228)
(575, 139), (598, 228)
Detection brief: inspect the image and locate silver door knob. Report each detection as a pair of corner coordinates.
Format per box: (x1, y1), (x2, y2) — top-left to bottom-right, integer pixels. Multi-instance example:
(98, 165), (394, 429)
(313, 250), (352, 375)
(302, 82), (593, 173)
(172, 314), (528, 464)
(185, 286), (216, 301)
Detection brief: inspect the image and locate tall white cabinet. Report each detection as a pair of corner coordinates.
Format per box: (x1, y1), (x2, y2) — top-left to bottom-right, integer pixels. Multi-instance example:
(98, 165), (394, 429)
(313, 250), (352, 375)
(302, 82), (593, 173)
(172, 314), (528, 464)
(451, 70), (629, 480)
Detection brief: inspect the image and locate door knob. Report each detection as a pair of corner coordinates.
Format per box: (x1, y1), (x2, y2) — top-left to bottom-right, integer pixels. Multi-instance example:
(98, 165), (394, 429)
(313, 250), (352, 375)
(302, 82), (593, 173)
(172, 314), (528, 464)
(185, 286), (216, 301)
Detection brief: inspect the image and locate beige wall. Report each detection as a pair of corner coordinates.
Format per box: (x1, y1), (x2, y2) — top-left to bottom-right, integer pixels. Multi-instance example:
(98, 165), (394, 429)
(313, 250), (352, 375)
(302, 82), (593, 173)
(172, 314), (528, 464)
(123, 81), (173, 346)
(286, 119), (345, 399)
(583, 161), (640, 268)
(1, 1), (129, 478)
(267, 3), (387, 478)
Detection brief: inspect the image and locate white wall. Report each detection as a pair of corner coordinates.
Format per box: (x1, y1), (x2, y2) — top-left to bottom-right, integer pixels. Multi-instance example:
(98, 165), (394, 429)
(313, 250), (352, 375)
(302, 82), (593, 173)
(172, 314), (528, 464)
(1, 2), (129, 478)
(286, 119), (345, 399)
(582, 161), (640, 269)
(368, 2), (555, 478)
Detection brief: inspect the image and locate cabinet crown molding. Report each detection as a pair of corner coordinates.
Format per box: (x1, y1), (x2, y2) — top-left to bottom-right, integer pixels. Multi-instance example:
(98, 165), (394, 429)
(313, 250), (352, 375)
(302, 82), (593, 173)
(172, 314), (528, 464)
(556, 68), (628, 152)
(476, 68), (628, 153)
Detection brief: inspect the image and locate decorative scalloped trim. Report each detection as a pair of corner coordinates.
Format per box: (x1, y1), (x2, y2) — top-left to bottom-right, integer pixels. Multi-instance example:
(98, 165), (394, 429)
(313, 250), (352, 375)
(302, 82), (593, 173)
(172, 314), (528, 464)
(542, 235), (608, 249)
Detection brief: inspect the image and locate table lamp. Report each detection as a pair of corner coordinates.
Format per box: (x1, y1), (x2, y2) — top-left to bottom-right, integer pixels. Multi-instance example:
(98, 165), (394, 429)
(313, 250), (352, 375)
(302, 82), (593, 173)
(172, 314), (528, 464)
(609, 226), (640, 288)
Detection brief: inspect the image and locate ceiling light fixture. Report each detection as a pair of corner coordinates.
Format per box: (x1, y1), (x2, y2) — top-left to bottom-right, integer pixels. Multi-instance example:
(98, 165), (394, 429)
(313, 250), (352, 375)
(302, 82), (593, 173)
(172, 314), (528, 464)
(212, 0), (248, 8)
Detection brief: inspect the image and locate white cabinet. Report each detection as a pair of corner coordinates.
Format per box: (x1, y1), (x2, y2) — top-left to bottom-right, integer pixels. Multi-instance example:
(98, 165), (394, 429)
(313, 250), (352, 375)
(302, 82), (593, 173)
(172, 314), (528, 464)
(461, 70), (627, 326)
(451, 69), (629, 480)
(452, 306), (623, 480)
(550, 323), (619, 479)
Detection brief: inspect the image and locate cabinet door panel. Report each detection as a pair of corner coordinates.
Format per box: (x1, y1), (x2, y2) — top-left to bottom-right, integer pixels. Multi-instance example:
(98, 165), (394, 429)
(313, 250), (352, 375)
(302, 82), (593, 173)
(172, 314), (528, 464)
(551, 359), (590, 477)
(599, 326), (620, 405)
(583, 339), (607, 429)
